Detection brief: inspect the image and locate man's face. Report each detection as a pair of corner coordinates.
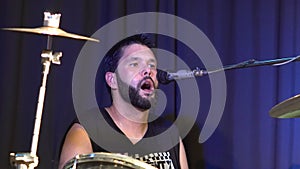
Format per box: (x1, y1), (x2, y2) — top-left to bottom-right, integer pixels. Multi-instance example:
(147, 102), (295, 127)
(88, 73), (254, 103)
(116, 44), (158, 110)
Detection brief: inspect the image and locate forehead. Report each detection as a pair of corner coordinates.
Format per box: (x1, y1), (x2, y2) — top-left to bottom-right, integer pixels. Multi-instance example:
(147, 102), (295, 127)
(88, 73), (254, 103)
(120, 44), (156, 62)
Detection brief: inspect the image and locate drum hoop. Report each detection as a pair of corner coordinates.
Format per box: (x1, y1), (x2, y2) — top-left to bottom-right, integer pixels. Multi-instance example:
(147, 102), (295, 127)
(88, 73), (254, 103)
(63, 152), (156, 169)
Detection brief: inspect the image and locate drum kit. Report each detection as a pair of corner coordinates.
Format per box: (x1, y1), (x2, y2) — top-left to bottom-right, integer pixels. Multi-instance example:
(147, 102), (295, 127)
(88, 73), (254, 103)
(2, 11), (300, 169)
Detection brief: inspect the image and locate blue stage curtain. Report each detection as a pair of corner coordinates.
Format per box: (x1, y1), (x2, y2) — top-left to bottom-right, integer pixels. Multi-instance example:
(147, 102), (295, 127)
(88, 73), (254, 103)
(0, 0), (300, 169)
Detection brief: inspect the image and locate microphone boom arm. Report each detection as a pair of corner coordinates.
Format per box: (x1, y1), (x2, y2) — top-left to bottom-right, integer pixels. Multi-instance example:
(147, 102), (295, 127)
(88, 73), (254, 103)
(208, 55), (300, 74)
(158, 55), (300, 84)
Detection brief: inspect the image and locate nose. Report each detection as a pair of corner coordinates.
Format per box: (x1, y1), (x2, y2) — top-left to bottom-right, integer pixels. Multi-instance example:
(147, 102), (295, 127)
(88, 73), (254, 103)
(141, 67), (152, 77)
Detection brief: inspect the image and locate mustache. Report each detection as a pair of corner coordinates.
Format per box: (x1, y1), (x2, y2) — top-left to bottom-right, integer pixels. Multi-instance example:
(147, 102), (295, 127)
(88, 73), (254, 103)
(138, 76), (156, 89)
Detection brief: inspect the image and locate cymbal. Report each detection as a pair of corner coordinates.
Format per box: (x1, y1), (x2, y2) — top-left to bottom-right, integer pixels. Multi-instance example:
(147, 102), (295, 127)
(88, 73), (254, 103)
(269, 94), (300, 118)
(1, 26), (99, 42)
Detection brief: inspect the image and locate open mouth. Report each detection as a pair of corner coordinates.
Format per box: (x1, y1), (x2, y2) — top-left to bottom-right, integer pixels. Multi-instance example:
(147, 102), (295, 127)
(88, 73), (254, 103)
(141, 81), (152, 90)
(140, 78), (155, 95)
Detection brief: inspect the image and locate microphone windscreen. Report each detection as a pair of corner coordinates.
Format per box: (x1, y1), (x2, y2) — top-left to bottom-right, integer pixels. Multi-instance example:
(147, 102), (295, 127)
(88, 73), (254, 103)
(156, 69), (171, 84)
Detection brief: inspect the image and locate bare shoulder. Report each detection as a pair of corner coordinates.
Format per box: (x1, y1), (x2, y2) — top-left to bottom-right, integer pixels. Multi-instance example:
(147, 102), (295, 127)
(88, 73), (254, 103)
(64, 123), (90, 143)
(58, 123), (93, 169)
(179, 138), (189, 169)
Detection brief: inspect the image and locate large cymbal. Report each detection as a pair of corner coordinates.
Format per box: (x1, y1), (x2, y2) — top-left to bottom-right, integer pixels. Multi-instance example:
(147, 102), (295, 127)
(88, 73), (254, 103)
(2, 26), (99, 42)
(269, 94), (300, 118)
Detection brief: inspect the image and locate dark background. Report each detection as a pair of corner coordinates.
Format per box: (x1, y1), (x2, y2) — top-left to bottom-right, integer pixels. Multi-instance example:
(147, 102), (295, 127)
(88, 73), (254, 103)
(1, 0), (300, 169)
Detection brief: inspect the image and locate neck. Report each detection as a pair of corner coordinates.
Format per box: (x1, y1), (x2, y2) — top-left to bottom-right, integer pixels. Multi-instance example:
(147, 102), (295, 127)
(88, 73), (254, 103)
(106, 104), (149, 144)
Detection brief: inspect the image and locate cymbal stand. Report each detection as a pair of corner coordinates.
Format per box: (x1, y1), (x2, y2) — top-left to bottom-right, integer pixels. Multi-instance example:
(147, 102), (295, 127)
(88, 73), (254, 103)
(10, 12), (62, 169)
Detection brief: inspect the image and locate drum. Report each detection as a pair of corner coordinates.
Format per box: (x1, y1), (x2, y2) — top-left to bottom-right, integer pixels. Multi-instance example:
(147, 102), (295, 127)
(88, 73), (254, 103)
(63, 152), (157, 169)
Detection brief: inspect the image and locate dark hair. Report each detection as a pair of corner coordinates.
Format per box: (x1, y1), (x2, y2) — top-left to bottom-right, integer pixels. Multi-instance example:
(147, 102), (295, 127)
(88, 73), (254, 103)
(103, 34), (155, 73)
(96, 34), (155, 107)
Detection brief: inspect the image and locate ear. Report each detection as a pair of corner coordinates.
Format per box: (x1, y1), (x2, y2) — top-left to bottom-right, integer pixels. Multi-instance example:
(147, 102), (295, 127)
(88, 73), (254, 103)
(105, 72), (117, 89)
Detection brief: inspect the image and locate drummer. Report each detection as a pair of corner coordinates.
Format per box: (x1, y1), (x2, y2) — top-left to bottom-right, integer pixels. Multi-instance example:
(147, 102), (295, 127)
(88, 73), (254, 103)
(58, 34), (189, 169)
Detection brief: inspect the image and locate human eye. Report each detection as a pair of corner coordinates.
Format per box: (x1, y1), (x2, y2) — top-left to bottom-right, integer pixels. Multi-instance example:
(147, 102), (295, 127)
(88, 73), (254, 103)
(129, 62), (138, 67)
(148, 63), (156, 68)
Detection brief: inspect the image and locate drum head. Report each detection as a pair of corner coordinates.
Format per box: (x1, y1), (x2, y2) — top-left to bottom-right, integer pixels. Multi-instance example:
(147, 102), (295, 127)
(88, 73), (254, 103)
(63, 152), (156, 169)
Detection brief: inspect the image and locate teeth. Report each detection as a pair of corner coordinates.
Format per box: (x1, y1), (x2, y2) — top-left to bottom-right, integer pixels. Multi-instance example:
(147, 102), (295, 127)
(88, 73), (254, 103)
(141, 81), (152, 90)
(141, 83), (150, 90)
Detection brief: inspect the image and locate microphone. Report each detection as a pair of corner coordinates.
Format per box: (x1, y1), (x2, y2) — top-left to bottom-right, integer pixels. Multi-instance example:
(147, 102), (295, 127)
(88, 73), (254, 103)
(157, 68), (208, 84)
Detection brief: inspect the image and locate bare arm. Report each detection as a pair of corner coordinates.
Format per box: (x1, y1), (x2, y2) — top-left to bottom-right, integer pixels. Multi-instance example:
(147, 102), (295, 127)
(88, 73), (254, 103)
(58, 123), (93, 169)
(179, 138), (189, 169)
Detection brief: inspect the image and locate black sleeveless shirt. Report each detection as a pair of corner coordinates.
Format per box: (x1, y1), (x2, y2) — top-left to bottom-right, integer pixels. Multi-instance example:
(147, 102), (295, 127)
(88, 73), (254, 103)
(74, 108), (181, 169)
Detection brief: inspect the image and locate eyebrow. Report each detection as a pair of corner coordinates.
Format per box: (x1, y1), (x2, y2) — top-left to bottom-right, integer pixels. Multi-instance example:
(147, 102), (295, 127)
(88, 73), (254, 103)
(126, 56), (157, 64)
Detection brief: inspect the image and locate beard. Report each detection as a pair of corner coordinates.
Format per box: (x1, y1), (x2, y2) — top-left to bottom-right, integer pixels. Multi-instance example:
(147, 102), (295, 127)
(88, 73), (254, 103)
(116, 74), (157, 110)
